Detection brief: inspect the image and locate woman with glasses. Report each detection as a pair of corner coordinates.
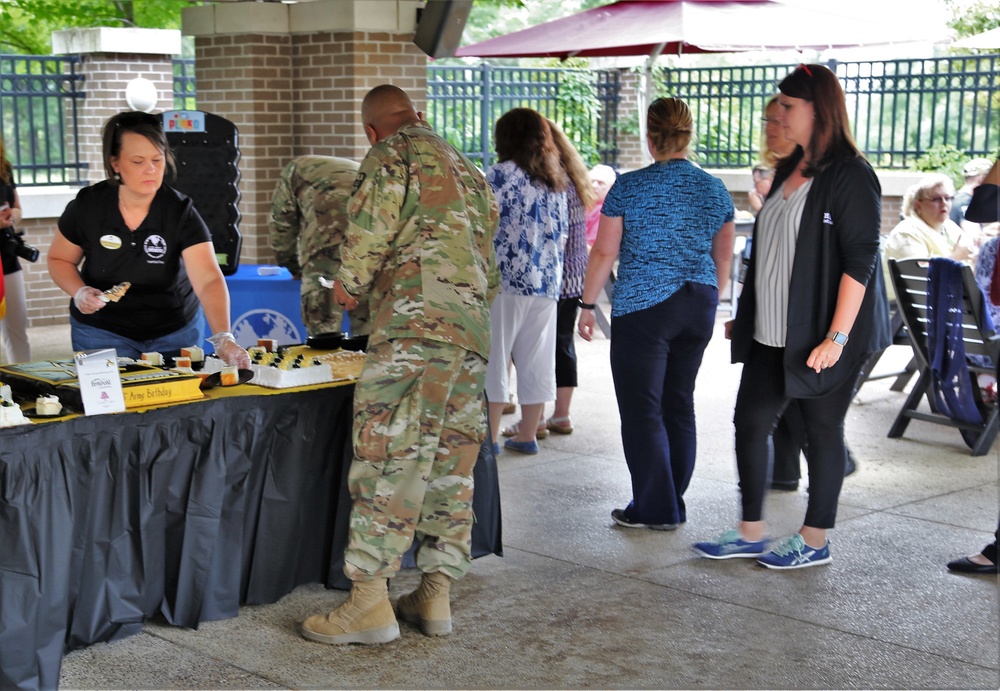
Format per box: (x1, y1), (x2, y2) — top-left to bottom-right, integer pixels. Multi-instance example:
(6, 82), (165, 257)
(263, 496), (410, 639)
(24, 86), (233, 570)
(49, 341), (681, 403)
(693, 64), (891, 569)
(47, 111), (250, 367)
(884, 173), (977, 263)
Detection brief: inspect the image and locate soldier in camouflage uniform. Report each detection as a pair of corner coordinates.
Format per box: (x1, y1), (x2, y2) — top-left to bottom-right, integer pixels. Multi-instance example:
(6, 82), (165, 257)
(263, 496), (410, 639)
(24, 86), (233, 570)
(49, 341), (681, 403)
(299, 85), (499, 646)
(268, 155), (370, 336)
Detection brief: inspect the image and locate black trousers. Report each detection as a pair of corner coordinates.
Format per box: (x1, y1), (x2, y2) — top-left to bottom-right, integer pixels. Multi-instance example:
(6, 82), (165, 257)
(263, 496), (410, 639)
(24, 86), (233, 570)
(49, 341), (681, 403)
(772, 400), (856, 483)
(734, 341), (857, 529)
(555, 297), (579, 388)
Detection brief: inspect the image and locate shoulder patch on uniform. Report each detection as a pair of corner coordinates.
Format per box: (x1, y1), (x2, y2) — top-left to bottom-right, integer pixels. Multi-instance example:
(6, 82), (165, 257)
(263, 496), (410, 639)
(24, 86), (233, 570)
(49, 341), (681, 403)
(352, 172), (366, 195)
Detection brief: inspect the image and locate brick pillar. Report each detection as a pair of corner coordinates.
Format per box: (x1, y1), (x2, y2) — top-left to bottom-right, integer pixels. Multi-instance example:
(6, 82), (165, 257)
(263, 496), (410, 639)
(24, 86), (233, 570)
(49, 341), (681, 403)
(184, 0), (425, 265)
(615, 70), (645, 171)
(51, 28), (181, 185)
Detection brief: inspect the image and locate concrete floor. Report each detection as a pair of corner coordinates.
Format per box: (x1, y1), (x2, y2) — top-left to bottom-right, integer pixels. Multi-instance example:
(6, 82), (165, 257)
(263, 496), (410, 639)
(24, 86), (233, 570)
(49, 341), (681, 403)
(21, 317), (998, 690)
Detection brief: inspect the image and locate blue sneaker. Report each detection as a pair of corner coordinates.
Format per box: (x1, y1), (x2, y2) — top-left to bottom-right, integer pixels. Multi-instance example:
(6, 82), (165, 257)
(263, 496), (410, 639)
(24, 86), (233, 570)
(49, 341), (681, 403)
(493, 442), (501, 457)
(756, 533), (832, 570)
(503, 438), (539, 455)
(692, 529), (768, 559)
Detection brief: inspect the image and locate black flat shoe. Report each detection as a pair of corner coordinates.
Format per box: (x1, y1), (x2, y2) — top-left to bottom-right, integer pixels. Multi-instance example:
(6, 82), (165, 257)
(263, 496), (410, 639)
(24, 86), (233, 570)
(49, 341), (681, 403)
(769, 479), (799, 491)
(946, 556), (998, 574)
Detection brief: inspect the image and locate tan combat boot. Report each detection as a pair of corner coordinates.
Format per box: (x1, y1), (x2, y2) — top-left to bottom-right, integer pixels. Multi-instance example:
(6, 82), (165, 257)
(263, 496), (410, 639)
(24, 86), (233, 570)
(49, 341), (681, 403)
(300, 579), (399, 645)
(395, 571), (452, 636)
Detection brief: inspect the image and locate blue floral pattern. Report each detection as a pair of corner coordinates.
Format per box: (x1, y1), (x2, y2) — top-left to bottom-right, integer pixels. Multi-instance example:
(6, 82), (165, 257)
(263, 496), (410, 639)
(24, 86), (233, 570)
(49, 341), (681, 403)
(486, 160), (568, 299)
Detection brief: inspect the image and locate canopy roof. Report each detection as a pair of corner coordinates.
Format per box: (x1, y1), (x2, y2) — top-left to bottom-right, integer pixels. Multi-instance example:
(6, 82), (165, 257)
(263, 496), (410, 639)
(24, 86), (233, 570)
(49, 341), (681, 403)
(953, 27), (1000, 50)
(455, 0), (949, 59)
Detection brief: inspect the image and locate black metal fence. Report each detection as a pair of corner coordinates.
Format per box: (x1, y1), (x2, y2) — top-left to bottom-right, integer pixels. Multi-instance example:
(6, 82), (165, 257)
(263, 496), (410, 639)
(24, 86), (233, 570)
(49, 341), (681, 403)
(0, 54), (85, 185)
(1, 53), (998, 186)
(173, 58), (197, 112)
(663, 55), (1000, 168)
(426, 64), (620, 169)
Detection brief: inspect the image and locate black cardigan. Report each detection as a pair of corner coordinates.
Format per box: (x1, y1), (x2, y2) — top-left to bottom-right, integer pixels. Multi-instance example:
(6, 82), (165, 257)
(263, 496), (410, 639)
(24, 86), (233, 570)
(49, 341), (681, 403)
(731, 150), (892, 398)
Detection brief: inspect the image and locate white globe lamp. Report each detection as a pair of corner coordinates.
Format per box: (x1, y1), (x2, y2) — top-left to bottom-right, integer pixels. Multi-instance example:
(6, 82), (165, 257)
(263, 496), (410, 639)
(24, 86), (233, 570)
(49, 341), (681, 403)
(125, 78), (158, 113)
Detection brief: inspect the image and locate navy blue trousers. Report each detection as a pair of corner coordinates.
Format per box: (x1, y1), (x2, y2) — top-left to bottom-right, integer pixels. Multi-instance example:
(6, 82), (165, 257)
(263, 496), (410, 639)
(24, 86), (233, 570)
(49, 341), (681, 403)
(610, 282), (717, 525)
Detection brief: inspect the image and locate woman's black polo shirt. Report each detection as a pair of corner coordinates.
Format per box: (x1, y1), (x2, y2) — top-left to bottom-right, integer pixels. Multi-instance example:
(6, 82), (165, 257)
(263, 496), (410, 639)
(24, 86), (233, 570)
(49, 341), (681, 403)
(58, 181), (212, 340)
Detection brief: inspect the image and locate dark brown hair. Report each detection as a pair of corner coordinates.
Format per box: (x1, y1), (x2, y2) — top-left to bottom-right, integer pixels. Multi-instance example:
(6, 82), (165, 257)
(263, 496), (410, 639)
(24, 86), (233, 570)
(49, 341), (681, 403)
(101, 111), (175, 184)
(494, 108), (567, 192)
(647, 97), (693, 157)
(547, 119), (597, 209)
(777, 64), (861, 178)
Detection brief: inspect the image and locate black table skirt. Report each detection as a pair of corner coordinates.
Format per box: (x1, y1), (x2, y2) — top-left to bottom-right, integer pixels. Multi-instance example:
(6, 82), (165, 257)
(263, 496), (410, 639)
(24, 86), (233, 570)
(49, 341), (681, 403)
(0, 386), (502, 690)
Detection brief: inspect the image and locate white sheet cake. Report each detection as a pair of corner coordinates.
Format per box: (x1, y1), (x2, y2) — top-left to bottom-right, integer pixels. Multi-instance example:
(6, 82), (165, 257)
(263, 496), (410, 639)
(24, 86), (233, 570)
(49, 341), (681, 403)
(203, 347), (365, 389)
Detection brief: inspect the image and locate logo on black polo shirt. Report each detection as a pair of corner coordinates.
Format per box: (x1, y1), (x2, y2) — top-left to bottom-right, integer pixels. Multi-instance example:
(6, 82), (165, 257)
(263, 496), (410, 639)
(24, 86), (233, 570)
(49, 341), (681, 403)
(144, 235), (167, 261)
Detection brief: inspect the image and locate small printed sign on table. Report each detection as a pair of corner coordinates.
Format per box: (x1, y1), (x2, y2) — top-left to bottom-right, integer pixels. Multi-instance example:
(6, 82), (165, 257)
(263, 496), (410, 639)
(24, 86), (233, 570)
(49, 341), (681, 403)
(74, 349), (126, 415)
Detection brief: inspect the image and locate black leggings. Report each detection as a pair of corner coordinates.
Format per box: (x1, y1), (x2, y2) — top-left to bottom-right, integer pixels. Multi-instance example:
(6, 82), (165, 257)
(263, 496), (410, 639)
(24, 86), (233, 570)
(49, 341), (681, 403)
(554, 297), (579, 388)
(734, 341), (857, 529)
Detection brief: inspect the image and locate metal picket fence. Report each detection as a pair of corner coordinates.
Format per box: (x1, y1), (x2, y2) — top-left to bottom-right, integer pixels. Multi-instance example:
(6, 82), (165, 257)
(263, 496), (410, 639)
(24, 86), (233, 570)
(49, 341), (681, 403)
(426, 63), (621, 169)
(2, 52), (998, 185)
(0, 54), (85, 185)
(662, 55), (1000, 168)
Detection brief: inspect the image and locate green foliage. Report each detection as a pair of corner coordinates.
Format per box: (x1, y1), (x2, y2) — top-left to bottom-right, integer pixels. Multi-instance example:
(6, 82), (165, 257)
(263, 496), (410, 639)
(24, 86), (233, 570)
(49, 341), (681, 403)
(0, 0), (192, 55)
(461, 0), (604, 45)
(551, 67), (602, 166)
(946, 0), (1000, 37)
(913, 144), (968, 188)
(426, 64), (606, 169)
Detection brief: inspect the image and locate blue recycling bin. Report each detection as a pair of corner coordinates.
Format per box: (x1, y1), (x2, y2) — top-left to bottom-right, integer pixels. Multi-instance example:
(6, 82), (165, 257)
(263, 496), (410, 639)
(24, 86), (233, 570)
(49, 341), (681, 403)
(201, 265), (307, 353)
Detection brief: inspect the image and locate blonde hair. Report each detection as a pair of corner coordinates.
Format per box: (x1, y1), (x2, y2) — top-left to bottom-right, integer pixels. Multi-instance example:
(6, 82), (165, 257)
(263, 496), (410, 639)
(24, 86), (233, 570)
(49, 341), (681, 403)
(759, 95), (783, 169)
(902, 173), (955, 217)
(647, 97), (693, 157)
(547, 119), (597, 209)
(0, 137), (12, 184)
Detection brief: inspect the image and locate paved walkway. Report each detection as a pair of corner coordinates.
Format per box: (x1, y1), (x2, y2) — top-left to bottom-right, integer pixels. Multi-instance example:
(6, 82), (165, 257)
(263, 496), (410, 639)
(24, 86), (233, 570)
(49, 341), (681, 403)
(19, 319), (999, 689)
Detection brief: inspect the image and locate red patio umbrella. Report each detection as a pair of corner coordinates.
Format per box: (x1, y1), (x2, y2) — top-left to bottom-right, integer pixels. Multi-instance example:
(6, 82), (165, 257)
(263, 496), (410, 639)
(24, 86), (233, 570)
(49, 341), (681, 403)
(455, 0), (948, 59)
(455, 0), (949, 163)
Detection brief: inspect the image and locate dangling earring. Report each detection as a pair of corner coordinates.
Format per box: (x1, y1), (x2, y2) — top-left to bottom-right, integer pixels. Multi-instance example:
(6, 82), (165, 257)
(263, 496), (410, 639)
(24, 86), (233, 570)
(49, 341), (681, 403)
(114, 172), (121, 181)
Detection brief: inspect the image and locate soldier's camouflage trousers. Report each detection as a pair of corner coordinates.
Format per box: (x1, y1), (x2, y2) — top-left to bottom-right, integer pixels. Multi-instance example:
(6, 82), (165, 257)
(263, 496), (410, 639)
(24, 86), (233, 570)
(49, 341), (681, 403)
(344, 337), (487, 581)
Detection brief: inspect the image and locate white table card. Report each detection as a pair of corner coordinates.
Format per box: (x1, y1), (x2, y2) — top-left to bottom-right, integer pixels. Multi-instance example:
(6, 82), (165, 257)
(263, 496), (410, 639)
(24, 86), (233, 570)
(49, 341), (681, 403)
(74, 349), (126, 415)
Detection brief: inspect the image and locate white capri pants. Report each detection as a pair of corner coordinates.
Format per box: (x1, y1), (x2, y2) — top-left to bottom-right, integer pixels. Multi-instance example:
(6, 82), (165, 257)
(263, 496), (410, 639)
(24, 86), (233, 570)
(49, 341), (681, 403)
(0, 269), (30, 364)
(485, 293), (557, 405)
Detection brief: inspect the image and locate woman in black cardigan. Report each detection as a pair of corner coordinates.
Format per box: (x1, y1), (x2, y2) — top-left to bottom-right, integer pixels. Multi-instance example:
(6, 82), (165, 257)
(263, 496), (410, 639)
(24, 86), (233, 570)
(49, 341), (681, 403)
(693, 64), (891, 569)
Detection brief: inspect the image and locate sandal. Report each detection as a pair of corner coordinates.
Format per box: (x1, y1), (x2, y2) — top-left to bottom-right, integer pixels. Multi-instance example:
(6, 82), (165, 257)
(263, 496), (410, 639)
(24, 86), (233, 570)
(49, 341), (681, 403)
(501, 420), (549, 439)
(546, 416), (574, 435)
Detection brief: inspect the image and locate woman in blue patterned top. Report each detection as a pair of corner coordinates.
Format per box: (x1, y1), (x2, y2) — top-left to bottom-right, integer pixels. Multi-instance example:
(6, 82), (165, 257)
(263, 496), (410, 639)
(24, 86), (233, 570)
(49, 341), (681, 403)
(485, 108), (569, 454)
(578, 97), (735, 529)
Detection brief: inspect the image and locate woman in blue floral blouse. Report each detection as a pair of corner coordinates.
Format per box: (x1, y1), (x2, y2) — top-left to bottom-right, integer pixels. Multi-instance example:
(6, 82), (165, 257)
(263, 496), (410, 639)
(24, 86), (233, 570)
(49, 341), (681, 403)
(485, 108), (568, 455)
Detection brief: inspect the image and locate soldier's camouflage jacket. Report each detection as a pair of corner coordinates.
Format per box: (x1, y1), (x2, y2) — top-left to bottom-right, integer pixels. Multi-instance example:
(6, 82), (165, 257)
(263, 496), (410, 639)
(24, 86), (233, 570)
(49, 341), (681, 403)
(337, 122), (500, 359)
(268, 154), (359, 297)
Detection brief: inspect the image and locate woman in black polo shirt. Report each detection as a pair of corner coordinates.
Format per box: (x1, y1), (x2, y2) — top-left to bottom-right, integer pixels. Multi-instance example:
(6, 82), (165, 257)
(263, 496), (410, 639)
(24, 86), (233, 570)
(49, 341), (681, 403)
(48, 111), (249, 367)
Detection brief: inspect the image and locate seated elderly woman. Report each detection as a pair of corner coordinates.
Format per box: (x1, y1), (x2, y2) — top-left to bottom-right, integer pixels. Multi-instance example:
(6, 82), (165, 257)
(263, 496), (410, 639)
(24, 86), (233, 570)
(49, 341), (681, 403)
(884, 173), (977, 263)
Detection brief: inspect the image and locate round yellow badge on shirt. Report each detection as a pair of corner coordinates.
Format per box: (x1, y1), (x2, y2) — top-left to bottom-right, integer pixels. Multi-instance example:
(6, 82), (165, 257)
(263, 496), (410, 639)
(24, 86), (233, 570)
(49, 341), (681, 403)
(100, 235), (122, 250)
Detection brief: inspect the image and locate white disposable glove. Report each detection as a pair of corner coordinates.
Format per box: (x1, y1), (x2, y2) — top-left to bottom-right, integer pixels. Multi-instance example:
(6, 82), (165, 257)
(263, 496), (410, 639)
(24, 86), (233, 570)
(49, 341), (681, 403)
(74, 286), (107, 314)
(207, 332), (251, 369)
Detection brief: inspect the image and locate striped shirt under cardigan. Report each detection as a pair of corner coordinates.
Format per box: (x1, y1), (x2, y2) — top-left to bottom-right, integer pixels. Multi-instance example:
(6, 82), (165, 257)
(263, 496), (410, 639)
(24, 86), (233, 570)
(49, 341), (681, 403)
(753, 178), (812, 347)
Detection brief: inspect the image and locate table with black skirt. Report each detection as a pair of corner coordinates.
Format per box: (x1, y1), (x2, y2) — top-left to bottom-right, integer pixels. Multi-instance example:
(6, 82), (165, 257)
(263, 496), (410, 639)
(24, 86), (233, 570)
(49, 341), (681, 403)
(0, 381), (502, 690)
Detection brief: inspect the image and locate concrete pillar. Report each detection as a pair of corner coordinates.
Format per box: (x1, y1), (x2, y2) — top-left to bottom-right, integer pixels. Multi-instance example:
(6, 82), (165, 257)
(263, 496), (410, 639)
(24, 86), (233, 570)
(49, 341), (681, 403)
(182, 0), (426, 264)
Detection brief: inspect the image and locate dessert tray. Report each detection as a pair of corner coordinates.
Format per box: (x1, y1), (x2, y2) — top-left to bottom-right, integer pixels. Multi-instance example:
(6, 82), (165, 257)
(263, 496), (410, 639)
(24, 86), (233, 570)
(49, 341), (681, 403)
(203, 346), (366, 389)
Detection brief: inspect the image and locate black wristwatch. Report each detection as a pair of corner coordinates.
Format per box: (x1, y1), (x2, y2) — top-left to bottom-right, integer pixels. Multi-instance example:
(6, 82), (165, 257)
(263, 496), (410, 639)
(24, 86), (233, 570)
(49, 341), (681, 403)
(577, 299), (595, 310)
